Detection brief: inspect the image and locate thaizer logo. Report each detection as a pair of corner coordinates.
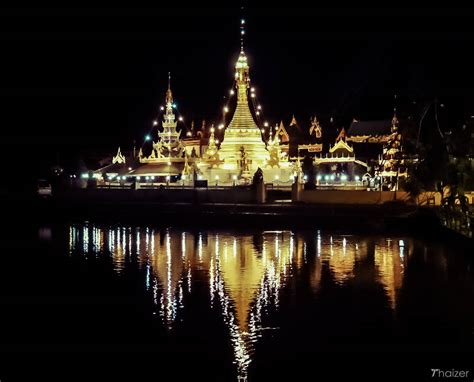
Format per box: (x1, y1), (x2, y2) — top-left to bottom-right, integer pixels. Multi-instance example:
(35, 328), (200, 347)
(431, 369), (471, 379)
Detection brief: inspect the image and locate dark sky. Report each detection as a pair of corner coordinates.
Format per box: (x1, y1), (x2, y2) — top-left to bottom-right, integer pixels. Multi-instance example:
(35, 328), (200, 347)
(1, 5), (474, 182)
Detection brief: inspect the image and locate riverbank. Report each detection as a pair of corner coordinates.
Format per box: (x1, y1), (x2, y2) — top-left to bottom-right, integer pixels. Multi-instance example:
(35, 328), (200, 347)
(28, 195), (428, 230)
(6, 190), (473, 247)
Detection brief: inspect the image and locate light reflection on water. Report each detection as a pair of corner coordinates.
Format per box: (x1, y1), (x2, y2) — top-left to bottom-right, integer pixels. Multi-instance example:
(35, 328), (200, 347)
(68, 224), (412, 382)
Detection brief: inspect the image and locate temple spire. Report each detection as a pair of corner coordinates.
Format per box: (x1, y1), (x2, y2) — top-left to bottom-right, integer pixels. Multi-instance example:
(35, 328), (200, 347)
(240, 7), (245, 52)
(166, 72), (173, 106)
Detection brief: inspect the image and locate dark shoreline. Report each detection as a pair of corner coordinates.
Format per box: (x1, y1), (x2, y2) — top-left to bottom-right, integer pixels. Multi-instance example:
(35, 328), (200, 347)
(7, 195), (466, 248)
(0, 187), (467, 249)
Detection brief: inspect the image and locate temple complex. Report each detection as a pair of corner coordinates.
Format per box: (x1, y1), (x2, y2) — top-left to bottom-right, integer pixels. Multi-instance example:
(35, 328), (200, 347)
(90, 18), (405, 191)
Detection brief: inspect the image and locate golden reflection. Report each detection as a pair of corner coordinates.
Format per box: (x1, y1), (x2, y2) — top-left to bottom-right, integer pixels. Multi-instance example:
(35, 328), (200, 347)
(68, 226), (413, 382)
(374, 238), (410, 310)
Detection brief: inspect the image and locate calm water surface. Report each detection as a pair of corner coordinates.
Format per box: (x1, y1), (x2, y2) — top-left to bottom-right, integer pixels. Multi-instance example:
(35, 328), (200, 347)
(1, 223), (473, 381)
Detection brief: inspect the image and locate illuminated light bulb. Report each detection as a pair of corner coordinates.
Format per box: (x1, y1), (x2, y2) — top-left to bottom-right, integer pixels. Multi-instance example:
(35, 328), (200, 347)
(257, 105), (262, 110)
(210, 127), (215, 133)
(241, 30), (245, 35)
(218, 124), (224, 130)
(186, 132), (192, 137)
(151, 176), (155, 180)
(341, 174), (348, 181)
(223, 106), (229, 113)
(182, 175), (186, 180)
(256, 111), (260, 116)
(145, 135), (151, 141)
(303, 175), (308, 181)
(264, 122), (269, 127)
(136, 176), (141, 180)
(128, 167), (132, 171)
(250, 93), (255, 98)
(160, 106), (164, 111)
(215, 139), (219, 144)
(274, 175), (279, 180)
(261, 129), (265, 133)
(166, 175), (170, 181)
(331, 174), (336, 181)
(355, 175), (360, 181)
(167, 161), (172, 166)
(324, 175), (330, 181)
(230, 89), (235, 95)
(241, 19), (245, 25)
(153, 120), (158, 126)
(172, 103), (177, 108)
(251, 87), (255, 92)
(178, 116), (183, 121)
(232, 175), (237, 180)
(316, 175), (322, 181)
(215, 175), (219, 180)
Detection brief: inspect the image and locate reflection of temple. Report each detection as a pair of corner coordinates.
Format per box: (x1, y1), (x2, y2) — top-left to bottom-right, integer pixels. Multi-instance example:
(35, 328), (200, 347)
(69, 225), (411, 382)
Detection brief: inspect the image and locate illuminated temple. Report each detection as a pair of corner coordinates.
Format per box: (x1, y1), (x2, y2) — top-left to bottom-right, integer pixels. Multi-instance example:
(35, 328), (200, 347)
(91, 18), (405, 190)
(197, 45), (293, 184)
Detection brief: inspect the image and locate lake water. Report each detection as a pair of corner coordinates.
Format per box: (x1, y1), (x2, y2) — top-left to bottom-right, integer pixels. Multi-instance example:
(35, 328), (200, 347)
(0, 223), (473, 381)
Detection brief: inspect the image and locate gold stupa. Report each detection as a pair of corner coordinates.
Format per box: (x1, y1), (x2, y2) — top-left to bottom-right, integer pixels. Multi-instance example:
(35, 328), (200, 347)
(218, 48), (270, 170)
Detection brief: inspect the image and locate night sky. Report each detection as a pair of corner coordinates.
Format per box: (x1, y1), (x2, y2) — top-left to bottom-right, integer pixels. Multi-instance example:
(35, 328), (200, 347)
(1, 5), (474, 187)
